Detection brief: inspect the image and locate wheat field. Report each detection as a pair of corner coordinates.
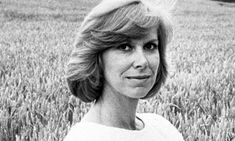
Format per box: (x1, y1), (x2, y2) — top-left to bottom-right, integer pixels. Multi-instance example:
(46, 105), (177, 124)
(0, 0), (235, 140)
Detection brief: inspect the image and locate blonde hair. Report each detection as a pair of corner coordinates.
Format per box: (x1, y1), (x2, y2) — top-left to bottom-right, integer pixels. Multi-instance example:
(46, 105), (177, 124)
(66, 2), (173, 102)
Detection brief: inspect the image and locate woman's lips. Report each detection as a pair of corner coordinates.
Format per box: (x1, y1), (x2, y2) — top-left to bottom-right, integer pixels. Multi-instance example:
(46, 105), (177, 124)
(125, 75), (151, 87)
(126, 75), (151, 79)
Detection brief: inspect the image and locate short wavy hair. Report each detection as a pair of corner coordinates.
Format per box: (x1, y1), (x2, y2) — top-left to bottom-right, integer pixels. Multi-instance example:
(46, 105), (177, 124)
(66, 2), (173, 102)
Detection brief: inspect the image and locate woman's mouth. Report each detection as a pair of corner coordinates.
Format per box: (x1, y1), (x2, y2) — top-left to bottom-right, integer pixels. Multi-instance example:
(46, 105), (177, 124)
(126, 75), (151, 79)
(125, 75), (152, 87)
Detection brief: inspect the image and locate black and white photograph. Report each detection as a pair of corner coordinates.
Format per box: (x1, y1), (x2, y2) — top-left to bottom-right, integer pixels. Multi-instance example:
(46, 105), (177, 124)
(0, 0), (235, 141)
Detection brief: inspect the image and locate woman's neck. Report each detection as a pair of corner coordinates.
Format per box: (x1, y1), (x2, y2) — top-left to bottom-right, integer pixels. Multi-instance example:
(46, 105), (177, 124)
(84, 86), (140, 130)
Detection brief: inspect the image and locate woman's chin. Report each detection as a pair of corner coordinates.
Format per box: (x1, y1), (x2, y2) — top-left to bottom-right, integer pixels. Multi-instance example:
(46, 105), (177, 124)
(122, 88), (149, 99)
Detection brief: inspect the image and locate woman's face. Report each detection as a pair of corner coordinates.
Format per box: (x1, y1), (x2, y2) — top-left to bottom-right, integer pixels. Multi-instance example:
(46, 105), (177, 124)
(102, 27), (160, 99)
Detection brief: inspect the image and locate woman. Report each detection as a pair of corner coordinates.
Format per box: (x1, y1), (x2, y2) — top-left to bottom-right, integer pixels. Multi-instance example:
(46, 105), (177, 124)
(65, 0), (184, 140)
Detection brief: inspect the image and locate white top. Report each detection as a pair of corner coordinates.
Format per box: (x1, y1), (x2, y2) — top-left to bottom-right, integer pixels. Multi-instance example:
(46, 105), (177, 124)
(64, 113), (184, 141)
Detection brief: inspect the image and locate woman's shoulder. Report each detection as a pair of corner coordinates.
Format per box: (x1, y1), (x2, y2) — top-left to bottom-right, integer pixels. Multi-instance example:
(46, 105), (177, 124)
(138, 113), (174, 125)
(63, 120), (121, 141)
(63, 122), (87, 141)
(63, 121), (103, 141)
(137, 112), (170, 123)
(138, 113), (184, 141)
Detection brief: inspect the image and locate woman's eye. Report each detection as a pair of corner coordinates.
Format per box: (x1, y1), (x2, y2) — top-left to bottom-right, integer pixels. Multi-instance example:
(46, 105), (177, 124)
(144, 43), (158, 51)
(117, 44), (132, 51)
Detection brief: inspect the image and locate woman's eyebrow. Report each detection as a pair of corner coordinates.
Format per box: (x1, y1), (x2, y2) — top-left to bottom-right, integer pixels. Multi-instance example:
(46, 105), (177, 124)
(145, 39), (158, 44)
(148, 39), (158, 42)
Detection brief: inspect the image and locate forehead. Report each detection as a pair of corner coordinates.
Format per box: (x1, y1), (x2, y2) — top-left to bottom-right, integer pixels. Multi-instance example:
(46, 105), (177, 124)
(130, 27), (158, 43)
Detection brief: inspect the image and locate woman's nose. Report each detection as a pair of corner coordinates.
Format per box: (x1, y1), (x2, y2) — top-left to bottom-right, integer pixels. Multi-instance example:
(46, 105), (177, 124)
(132, 48), (148, 70)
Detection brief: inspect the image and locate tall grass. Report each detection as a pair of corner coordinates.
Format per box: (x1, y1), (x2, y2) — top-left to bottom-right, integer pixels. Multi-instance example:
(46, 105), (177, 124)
(0, 0), (235, 140)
